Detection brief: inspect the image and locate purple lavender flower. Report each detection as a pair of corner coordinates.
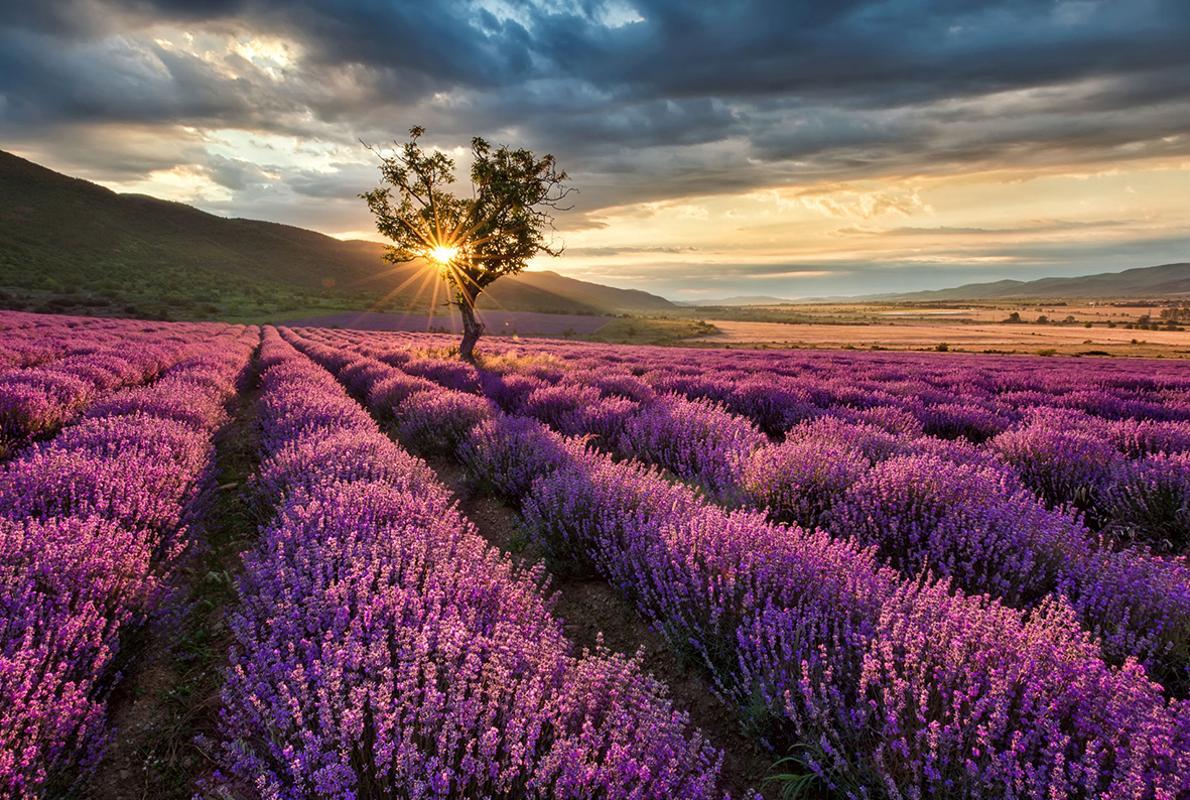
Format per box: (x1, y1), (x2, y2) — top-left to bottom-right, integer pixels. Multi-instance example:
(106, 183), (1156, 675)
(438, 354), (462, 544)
(1103, 451), (1190, 555)
(619, 393), (767, 502)
(742, 438), (870, 530)
(991, 417), (1125, 520)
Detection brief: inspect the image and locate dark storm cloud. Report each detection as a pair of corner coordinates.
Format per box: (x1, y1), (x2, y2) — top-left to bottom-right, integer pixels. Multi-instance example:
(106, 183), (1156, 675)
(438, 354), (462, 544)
(0, 26), (292, 128)
(533, 1), (1190, 102)
(284, 161), (387, 200)
(2, 0), (1189, 219)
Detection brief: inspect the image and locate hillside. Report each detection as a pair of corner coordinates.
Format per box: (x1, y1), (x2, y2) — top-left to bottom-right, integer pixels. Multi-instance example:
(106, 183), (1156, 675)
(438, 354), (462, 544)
(0, 150), (674, 320)
(869, 262), (1190, 302)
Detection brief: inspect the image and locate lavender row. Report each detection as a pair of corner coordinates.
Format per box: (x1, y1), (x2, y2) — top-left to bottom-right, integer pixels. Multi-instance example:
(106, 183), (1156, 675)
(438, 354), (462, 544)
(491, 343), (1190, 550)
(551, 347), (1190, 547)
(537, 347), (1190, 557)
(282, 331), (1190, 800)
(0, 320), (250, 455)
(298, 325), (1190, 430)
(299, 327), (1190, 549)
(0, 311), (209, 371)
(0, 329), (256, 797)
(203, 329), (735, 798)
(0, 311), (155, 368)
(539, 381), (1190, 693)
(760, 418), (1190, 691)
(290, 330), (1190, 693)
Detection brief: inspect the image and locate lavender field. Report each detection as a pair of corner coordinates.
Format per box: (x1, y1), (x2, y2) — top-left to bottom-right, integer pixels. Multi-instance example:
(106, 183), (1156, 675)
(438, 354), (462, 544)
(2, 309), (1189, 799)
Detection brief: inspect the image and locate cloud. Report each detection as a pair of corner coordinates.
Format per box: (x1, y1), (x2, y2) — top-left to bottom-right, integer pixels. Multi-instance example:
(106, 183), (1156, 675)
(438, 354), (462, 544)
(564, 244), (700, 257)
(1, 0), (1188, 297)
(836, 219), (1135, 237)
(204, 153), (275, 190)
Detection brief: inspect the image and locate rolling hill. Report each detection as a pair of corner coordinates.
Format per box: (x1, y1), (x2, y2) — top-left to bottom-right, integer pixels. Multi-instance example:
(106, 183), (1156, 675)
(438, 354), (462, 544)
(868, 262), (1190, 302)
(0, 150), (674, 320)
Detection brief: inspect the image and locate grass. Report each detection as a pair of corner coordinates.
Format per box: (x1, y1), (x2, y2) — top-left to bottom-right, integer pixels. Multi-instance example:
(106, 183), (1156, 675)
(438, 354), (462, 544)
(589, 316), (719, 345)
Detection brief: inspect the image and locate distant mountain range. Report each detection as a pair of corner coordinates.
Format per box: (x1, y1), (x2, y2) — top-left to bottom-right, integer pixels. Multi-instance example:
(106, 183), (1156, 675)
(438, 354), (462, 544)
(865, 262), (1190, 302)
(675, 295), (798, 307)
(674, 262), (1190, 307)
(0, 150), (674, 319)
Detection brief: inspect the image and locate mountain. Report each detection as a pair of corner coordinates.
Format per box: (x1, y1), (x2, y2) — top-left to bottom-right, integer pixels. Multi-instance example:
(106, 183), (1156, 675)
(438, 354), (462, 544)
(0, 149), (674, 319)
(676, 295), (798, 306)
(868, 263), (1190, 302)
(487, 269), (673, 313)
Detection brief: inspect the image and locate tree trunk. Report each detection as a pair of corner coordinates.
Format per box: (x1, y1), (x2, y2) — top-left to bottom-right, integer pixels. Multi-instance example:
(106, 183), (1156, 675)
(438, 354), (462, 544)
(456, 288), (484, 363)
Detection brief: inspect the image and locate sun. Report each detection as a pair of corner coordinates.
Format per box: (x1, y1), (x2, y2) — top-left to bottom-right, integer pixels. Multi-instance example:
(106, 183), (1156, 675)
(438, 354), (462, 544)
(428, 244), (459, 265)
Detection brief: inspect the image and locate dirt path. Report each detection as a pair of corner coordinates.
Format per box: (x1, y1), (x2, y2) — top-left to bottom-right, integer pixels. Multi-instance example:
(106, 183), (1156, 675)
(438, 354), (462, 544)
(425, 456), (778, 799)
(81, 366), (263, 800)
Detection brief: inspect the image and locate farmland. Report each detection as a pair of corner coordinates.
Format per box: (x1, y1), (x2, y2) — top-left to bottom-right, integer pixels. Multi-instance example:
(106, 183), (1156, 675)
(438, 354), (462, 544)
(273, 300), (1190, 358)
(1, 309), (1189, 799)
(672, 300), (1190, 357)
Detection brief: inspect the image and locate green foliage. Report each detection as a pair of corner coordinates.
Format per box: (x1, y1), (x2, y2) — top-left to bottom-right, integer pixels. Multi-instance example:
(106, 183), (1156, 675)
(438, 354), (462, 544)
(362, 127), (572, 360)
(763, 748), (826, 800)
(590, 316), (718, 345)
(362, 126), (571, 303)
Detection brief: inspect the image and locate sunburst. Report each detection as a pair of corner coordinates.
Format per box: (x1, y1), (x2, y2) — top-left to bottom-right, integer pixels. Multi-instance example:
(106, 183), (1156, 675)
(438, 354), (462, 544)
(427, 244), (459, 266)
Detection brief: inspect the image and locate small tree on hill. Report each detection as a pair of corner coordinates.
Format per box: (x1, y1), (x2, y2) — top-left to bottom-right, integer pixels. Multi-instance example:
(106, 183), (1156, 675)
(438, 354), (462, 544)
(362, 126), (572, 362)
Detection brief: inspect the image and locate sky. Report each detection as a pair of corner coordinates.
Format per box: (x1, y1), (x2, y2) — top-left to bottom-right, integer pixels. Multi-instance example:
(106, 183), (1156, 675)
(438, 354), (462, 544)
(1, 0), (1188, 300)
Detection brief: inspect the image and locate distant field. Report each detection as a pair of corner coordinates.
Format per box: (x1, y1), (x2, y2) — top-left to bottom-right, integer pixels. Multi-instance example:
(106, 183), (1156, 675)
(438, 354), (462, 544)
(280, 299), (1190, 357)
(672, 300), (1190, 357)
(690, 318), (1190, 357)
(286, 308), (612, 336)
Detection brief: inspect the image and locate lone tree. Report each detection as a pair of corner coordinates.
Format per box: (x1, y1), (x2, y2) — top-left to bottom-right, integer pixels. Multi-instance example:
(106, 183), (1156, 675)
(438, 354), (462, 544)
(362, 126), (572, 361)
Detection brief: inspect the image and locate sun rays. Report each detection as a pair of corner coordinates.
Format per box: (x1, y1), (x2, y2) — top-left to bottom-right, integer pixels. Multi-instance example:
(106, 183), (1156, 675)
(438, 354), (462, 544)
(428, 244), (460, 265)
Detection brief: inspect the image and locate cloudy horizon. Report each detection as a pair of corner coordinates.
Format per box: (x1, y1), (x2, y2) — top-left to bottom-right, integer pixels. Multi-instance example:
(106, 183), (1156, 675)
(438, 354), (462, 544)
(2, 0), (1188, 300)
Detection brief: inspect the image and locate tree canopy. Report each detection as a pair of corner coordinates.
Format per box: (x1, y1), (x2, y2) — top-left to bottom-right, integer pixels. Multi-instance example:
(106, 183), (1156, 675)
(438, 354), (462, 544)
(362, 126), (572, 360)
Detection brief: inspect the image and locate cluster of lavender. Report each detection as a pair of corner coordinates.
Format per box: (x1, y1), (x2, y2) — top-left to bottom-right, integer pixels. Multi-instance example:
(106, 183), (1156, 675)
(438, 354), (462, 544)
(0, 315), (242, 454)
(282, 327), (1190, 800)
(302, 330), (1190, 694)
(989, 407), (1190, 545)
(0, 311), (174, 369)
(205, 329), (733, 798)
(0, 328), (254, 796)
(830, 452), (1190, 688)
